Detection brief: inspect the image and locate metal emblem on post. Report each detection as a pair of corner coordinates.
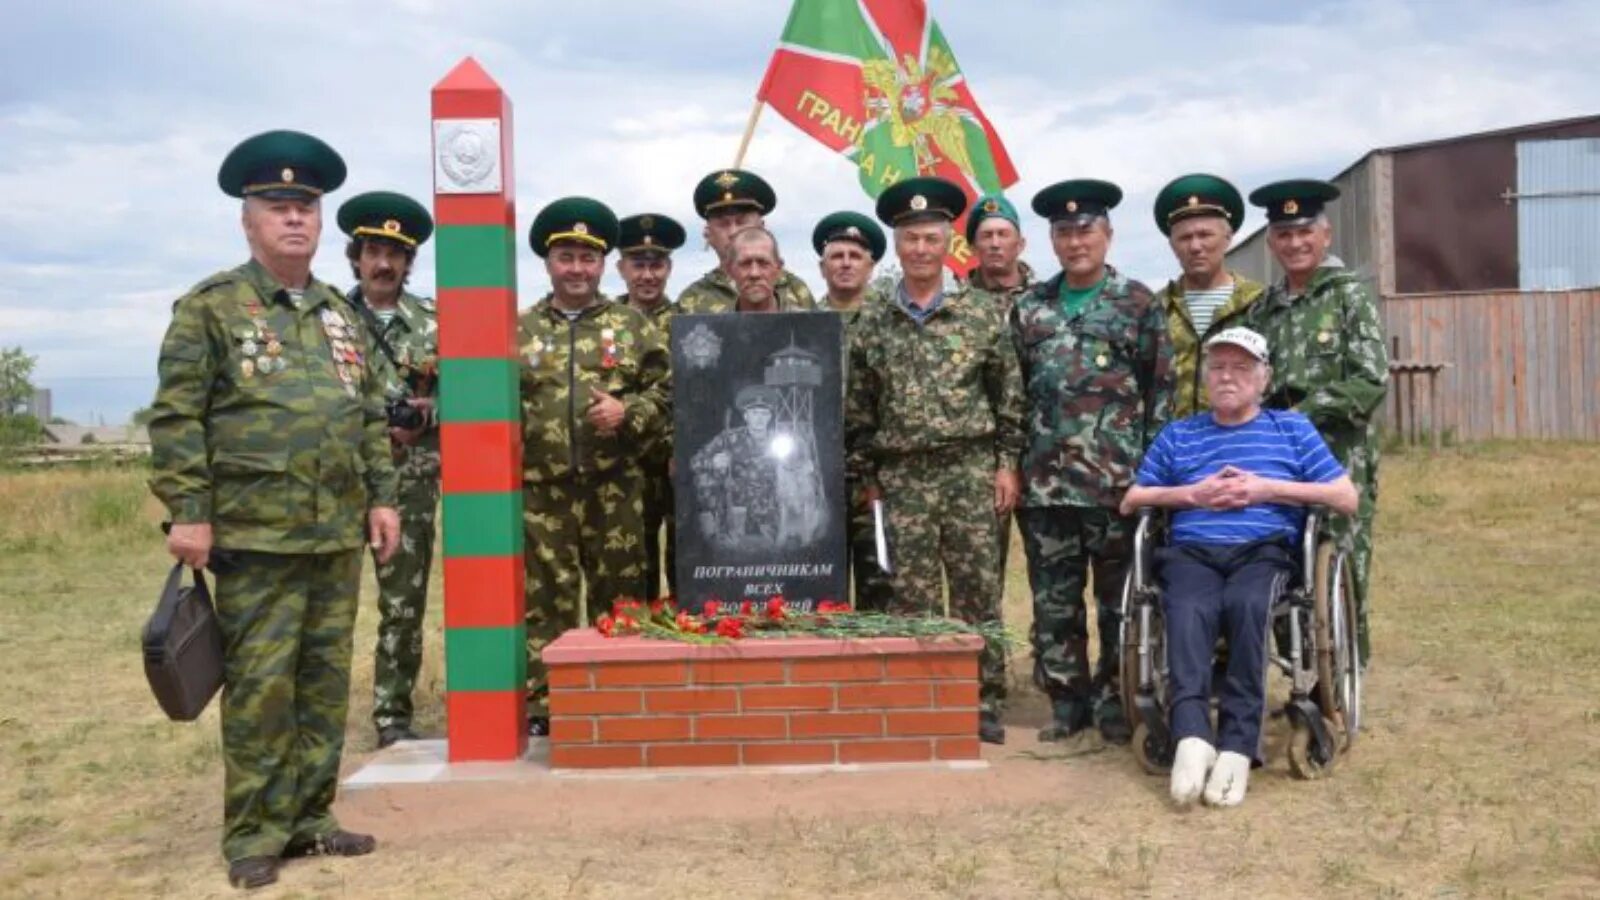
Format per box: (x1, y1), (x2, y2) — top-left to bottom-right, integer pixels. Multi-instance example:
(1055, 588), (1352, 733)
(434, 119), (502, 194)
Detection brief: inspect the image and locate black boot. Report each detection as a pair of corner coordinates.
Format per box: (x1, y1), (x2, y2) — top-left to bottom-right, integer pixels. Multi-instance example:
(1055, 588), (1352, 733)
(282, 829), (377, 858)
(978, 711), (1006, 745)
(227, 856), (279, 890)
(1037, 698), (1092, 743)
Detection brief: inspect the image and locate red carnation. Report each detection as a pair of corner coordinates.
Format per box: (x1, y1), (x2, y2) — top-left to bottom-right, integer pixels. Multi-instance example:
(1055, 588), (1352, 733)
(766, 597), (786, 619)
(740, 599), (754, 615)
(703, 600), (720, 618)
(596, 614), (615, 637)
(715, 617), (746, 639)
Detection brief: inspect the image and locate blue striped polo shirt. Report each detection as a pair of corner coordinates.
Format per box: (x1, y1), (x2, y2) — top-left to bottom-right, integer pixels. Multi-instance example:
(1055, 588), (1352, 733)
(1135, 409), (1345, 545)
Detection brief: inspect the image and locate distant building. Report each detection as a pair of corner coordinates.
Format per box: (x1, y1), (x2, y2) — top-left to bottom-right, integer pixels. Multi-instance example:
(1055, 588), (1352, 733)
(41, 423), (150, 446)
(22, 388), (50, 421)
(1228, 115), (1600, 441)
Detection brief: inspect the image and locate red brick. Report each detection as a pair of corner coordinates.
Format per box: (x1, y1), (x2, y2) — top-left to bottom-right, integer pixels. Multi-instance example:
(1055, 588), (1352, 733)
(547, 666), (592, 689)
(644, 688), (739, 714)
(886, 710), (976, 737)
(791, 657), (884, 682)
(934, 682), (981, 707)
(693, 660), (786, 684)
(548, 717), (594, 743)
(598, 716), (692, 743)
(646, 743), (740, 767)
(885, 654), (977, 680)
(790, 712), (883, 738)
(594, 662), (688, 687)
(695, 714), (788, 740)
(836, 683), (932, 709)
(549, 744), (642, 769)
(742, 742), (837, 766)
(936, 737), (981, 760)
(549, 690), (642, 716)
(838, 739), (933, 764)
(740, 685), (834, 711)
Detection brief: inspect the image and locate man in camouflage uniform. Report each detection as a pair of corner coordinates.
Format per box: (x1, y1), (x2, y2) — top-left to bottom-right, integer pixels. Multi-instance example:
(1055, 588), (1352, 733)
(337, 191), (440, 750)
(149, 130), (399, 889)
(813, 211), (893, 611)
(1245, 179), (1388, 661)
(1012, 179), (1173, 744)
(1151, 174), (1266, 417)
(617, 213), (686, 598)
(677, 168), (816, 314)
(965, 192), (1036, 317)
(689, 384), (784, 547)
(846, 177), (1024, 744)
(519, 197), (671, 734)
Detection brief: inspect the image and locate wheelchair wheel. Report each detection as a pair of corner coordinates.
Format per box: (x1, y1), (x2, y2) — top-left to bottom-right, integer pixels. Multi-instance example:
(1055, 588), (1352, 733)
(1118, 571), (1142, 729)
(1130, 722), (1172, 775)
(1288, 715), (1340, 779)
(1312, 542), (1361, 750)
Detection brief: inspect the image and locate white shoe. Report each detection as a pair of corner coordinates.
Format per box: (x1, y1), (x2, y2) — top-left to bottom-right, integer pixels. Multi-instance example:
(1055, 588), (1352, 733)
(1169, 737), (1217, 807)
(1203, 751), (1251, 807)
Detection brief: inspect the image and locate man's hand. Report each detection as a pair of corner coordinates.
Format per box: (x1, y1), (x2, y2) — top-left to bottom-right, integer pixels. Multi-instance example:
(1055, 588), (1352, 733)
(369, 506), (401, 564)
(1221, 469), (1275, 505)
(1188, 471), (1249, 510)
(388, 397), (434, 446)
(167, 522), (213, 570)
(587, 387), (625, 436)
(994, 468), (1020, 516)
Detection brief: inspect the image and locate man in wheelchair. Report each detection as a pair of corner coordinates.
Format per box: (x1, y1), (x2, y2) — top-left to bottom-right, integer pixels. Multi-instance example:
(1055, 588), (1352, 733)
(1120, 327), (1356, 807)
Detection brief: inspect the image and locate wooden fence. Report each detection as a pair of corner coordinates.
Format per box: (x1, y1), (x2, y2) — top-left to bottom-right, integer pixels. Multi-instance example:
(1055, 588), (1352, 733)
(1381, 289), (1599, 441)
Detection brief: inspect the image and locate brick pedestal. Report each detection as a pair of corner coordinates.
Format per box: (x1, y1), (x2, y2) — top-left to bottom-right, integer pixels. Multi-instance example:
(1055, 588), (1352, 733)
(542, 630), (985, 769)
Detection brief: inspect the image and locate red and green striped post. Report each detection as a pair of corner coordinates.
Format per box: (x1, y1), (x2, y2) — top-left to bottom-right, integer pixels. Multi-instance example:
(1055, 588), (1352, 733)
(431, 57), (526, 761)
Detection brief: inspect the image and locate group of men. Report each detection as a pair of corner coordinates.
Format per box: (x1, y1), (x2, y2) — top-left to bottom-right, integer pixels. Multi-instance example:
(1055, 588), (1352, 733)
(148, 128), (1387, 887)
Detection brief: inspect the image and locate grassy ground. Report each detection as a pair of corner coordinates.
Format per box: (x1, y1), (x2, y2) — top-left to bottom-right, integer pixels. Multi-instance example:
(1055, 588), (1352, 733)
(2, 444), (1598, 898)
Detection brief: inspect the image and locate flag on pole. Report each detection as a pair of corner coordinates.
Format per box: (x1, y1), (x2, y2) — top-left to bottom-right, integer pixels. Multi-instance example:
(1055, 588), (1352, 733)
(756, 0), (1020, 271)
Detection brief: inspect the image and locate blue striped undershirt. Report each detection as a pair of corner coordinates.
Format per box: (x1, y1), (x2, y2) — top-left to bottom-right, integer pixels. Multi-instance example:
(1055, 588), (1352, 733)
(1183, 283), (1232, 335)
(1136, 409), (1345, 545)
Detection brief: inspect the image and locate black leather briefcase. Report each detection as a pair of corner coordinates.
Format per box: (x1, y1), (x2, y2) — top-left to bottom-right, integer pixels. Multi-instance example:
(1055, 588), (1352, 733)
(142, 563), (225, 721)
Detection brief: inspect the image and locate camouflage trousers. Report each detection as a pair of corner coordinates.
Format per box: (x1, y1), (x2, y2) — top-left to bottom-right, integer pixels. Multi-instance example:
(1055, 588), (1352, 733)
(211, 548), (361, 862)
(370, 469), (439, 732)
(1329, 484), (1377, 661)
(1017, 506), (1130, 726)
(878, 444), (1006, 712)
(640, 462), (676, 600)
(846, 478), (895, 612)
(524, 467), (649, 715)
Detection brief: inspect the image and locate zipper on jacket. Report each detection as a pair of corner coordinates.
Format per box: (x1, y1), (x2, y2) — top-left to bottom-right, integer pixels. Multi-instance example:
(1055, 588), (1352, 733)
(567, 317), (579, 474)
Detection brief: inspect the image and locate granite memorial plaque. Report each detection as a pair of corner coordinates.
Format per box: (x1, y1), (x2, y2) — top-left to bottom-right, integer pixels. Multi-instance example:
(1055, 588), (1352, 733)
(671, 312), (847, 613)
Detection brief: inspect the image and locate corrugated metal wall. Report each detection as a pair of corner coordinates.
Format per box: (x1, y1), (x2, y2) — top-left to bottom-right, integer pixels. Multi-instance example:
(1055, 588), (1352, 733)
(1516, 138), (1600, 290)
(1382, 289), (1600, 440)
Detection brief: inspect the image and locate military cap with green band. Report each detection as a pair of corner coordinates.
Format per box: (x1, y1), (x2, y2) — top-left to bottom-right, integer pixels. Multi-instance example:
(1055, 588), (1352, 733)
(217, 130), (346, 200)
(874, 176), (968, 226)
(1249, 178), (1341, 226)
(528, 196), (621, 258)
(692, 168), (777, 219)
(1152, 173), (1244, 236)
(812, 211), (886, 261)
(617, 213), (686, 257)
(337, 191), (434, 248)
(1030, 179), (1122, 225)
(964, 192), (1021, 244)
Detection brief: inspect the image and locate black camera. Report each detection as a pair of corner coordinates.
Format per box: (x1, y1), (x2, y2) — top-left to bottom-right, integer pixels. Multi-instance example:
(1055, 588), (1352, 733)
(386, 398), (425, 431)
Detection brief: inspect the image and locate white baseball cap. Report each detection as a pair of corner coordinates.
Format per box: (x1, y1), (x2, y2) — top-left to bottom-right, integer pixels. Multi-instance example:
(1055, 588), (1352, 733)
(1204, 326), (1269, 362)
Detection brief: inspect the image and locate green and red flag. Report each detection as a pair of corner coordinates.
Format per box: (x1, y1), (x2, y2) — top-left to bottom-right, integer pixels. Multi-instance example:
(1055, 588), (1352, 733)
(756, 0), (1019, 271)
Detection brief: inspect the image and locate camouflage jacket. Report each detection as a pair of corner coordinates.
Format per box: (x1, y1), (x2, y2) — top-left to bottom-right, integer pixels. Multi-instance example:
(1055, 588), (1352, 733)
(1010, 266), (1174, 509)
(845, 282), (1025, 488)
(1245, 264), (1388, 484)
(148, 259), (398, 553)
(619, 293), (678, 471)
(516, 295), (671, 483)
(1154, 272), (1265, 417)
(676, 267), (816, 314)
(967, 260), (1036, 320)
(350, 288), (440, 480)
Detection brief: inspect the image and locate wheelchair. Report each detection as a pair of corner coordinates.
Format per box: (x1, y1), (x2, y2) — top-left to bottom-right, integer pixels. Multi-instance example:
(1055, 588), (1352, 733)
(1118, 506), (1362, 780)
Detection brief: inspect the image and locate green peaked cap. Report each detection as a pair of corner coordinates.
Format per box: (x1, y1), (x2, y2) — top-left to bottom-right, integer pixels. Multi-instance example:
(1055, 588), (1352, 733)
(528, 197), (620, 258)
(337, 191), (434, 247)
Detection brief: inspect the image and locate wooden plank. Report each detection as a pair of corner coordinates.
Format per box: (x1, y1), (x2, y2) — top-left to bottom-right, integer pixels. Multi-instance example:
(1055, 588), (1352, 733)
(1587, 294), (1600, 440)
(1511, 295), (1529, 438)
(1546, 293), (1563, 438)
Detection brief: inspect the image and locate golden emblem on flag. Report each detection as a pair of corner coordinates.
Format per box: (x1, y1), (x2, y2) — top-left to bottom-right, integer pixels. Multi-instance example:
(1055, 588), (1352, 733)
(862, 47), (976, 179)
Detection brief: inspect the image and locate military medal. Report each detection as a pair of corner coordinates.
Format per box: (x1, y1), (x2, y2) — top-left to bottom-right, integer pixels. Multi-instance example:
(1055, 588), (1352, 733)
(525, 337), (544, 368)
(945, 334), (964, 351)
(240, 359), (255, 378)
(242, 338), (259, 356)
(1317, 331), (1332, 345)
(266, 340), (282, 357)
(600, 327), (619, 369)
(1096, 353), (1109, 367)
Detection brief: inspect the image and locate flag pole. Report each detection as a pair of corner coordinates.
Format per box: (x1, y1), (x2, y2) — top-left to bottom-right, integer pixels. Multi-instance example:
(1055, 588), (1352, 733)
(732, 99), (764, 168)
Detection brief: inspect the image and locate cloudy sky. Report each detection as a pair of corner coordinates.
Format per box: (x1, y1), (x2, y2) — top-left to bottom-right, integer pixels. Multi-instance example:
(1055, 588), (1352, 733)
(4, 0), (1598, 423)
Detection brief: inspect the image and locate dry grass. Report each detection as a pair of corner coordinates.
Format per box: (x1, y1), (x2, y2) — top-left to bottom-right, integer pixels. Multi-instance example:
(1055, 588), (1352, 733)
(2, 445), (1599, 898)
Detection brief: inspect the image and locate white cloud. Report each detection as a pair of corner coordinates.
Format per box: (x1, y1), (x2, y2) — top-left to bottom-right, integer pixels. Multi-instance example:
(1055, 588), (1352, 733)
(3, 0), (1598, 422)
